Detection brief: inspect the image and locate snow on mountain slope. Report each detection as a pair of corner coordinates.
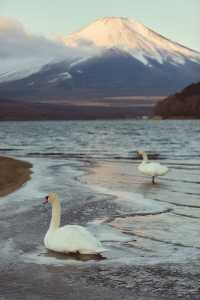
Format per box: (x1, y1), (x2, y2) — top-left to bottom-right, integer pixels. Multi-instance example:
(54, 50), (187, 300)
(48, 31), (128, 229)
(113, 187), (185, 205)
(0, 58), (52, 83)
(62, 17), (200, 65)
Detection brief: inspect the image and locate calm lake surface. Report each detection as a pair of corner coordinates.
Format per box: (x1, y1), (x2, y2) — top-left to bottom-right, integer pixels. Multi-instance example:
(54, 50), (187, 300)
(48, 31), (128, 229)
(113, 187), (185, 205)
(0, 120), (200, 159)
(0, 120), (200, 299)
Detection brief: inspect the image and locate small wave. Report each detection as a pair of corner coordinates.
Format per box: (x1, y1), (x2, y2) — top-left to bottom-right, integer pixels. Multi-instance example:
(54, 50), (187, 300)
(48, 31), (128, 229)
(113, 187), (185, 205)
(154, 198), (200, 208)
(0, 148), (21, 152)
(122, 230), (200, 250)
(106, 208), (172, 223)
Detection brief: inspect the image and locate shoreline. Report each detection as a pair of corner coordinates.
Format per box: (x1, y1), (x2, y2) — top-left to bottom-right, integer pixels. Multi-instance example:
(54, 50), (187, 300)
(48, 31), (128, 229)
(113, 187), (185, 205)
(0, 156), (32, 197)
(0, 100), (155, 121)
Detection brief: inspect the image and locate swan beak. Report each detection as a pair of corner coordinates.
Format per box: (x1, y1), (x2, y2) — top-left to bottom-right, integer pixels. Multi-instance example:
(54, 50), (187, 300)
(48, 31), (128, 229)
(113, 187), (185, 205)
(43, 196), (48, 204)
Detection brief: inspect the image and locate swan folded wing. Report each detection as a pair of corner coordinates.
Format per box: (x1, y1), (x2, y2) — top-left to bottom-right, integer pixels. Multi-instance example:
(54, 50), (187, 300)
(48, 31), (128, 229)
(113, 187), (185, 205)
(138, 162), (168, 176)
(45, 225), (105, 254)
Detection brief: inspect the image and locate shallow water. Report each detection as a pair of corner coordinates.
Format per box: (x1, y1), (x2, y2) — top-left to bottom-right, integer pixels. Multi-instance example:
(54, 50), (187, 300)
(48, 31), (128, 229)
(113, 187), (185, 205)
(0, 120), (200, 298)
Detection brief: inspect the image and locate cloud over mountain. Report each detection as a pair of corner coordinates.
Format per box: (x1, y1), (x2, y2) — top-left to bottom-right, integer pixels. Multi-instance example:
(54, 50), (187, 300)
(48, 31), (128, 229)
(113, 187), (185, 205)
(0, 17), (96, 82)
(0, 17), (72, 60)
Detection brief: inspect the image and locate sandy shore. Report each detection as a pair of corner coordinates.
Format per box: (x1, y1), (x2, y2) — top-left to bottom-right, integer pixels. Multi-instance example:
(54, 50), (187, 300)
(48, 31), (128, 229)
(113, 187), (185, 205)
(0, 156), (32, 197)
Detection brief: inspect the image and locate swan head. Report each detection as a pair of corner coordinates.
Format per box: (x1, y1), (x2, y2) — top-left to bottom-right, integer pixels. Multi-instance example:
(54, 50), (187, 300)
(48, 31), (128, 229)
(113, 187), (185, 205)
(137, 149), (148, 161)
(44, 192), (59, 205)
(137, 149), (145, 156)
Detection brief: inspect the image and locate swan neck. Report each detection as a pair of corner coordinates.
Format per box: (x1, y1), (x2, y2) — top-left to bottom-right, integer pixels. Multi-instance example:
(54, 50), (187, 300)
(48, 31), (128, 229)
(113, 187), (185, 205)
(142, 152), (148, 162)
(49, 198), (61, 230)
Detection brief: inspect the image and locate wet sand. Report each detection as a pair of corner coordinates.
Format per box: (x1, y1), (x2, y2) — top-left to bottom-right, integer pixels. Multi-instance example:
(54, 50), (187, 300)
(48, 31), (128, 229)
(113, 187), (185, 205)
(0, 156), (32, 197)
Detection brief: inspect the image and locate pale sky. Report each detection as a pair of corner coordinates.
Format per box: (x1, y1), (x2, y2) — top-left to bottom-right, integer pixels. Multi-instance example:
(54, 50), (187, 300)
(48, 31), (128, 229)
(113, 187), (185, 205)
(0, 0), (199, 51)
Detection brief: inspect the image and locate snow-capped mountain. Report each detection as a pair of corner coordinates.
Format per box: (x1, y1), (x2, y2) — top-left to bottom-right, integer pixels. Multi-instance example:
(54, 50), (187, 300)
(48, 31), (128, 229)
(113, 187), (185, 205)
(0, 17), (200, 99)
(62, 17), (200, 66)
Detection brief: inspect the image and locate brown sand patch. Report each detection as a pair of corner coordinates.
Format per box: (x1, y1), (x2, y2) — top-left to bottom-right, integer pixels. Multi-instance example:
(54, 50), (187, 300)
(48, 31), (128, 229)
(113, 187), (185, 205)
(0, 156), (32, 197)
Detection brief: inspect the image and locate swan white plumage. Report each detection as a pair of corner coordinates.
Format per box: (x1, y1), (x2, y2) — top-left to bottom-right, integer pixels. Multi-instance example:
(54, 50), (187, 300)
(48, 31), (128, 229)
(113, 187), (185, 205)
(137, 150), (169, 184)
(43, 193), (106, 255)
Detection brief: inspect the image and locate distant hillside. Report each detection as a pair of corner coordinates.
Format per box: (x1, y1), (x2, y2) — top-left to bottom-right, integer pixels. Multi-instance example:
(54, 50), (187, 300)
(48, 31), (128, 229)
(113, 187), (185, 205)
(154, 82), (200, 118)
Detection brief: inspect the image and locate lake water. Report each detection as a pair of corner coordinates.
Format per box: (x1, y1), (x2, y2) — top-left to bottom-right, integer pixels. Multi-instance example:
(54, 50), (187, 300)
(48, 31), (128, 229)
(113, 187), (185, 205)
(0, 120), (200, 267)
(1, 120), (200, 299)
(0, 120), (200, 159)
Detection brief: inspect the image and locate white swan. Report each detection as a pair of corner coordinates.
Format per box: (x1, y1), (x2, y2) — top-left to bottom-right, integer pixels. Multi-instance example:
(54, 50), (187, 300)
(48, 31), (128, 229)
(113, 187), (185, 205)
(137, 150), (168, 184)
(43, 193), (106, 255)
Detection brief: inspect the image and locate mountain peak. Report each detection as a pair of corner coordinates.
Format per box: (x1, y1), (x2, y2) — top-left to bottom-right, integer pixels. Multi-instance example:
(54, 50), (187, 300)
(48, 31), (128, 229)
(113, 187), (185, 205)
(91, 16), (149, 37)
(93, 16), (141, 26)
(63, 16), (149, 49)
(62, 16), (200, 65)
(96, 16), (129, 22)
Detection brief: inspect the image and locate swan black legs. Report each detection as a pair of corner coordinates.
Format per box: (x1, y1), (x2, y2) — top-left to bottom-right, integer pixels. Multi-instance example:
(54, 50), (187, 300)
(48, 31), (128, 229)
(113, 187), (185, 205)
(152, 176), (155, 184)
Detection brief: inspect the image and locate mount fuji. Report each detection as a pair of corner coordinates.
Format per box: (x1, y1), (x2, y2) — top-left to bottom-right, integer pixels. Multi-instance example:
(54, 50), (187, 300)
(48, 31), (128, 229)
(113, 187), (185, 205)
(62, 17), (200, 66)
(0, 17), (200, 100)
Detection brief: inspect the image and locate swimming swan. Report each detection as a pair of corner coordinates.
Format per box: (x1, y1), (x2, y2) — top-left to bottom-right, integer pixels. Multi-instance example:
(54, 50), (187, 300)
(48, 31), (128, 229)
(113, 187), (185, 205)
(137, 150), (168, 184)
(43, 193), (106, 255)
